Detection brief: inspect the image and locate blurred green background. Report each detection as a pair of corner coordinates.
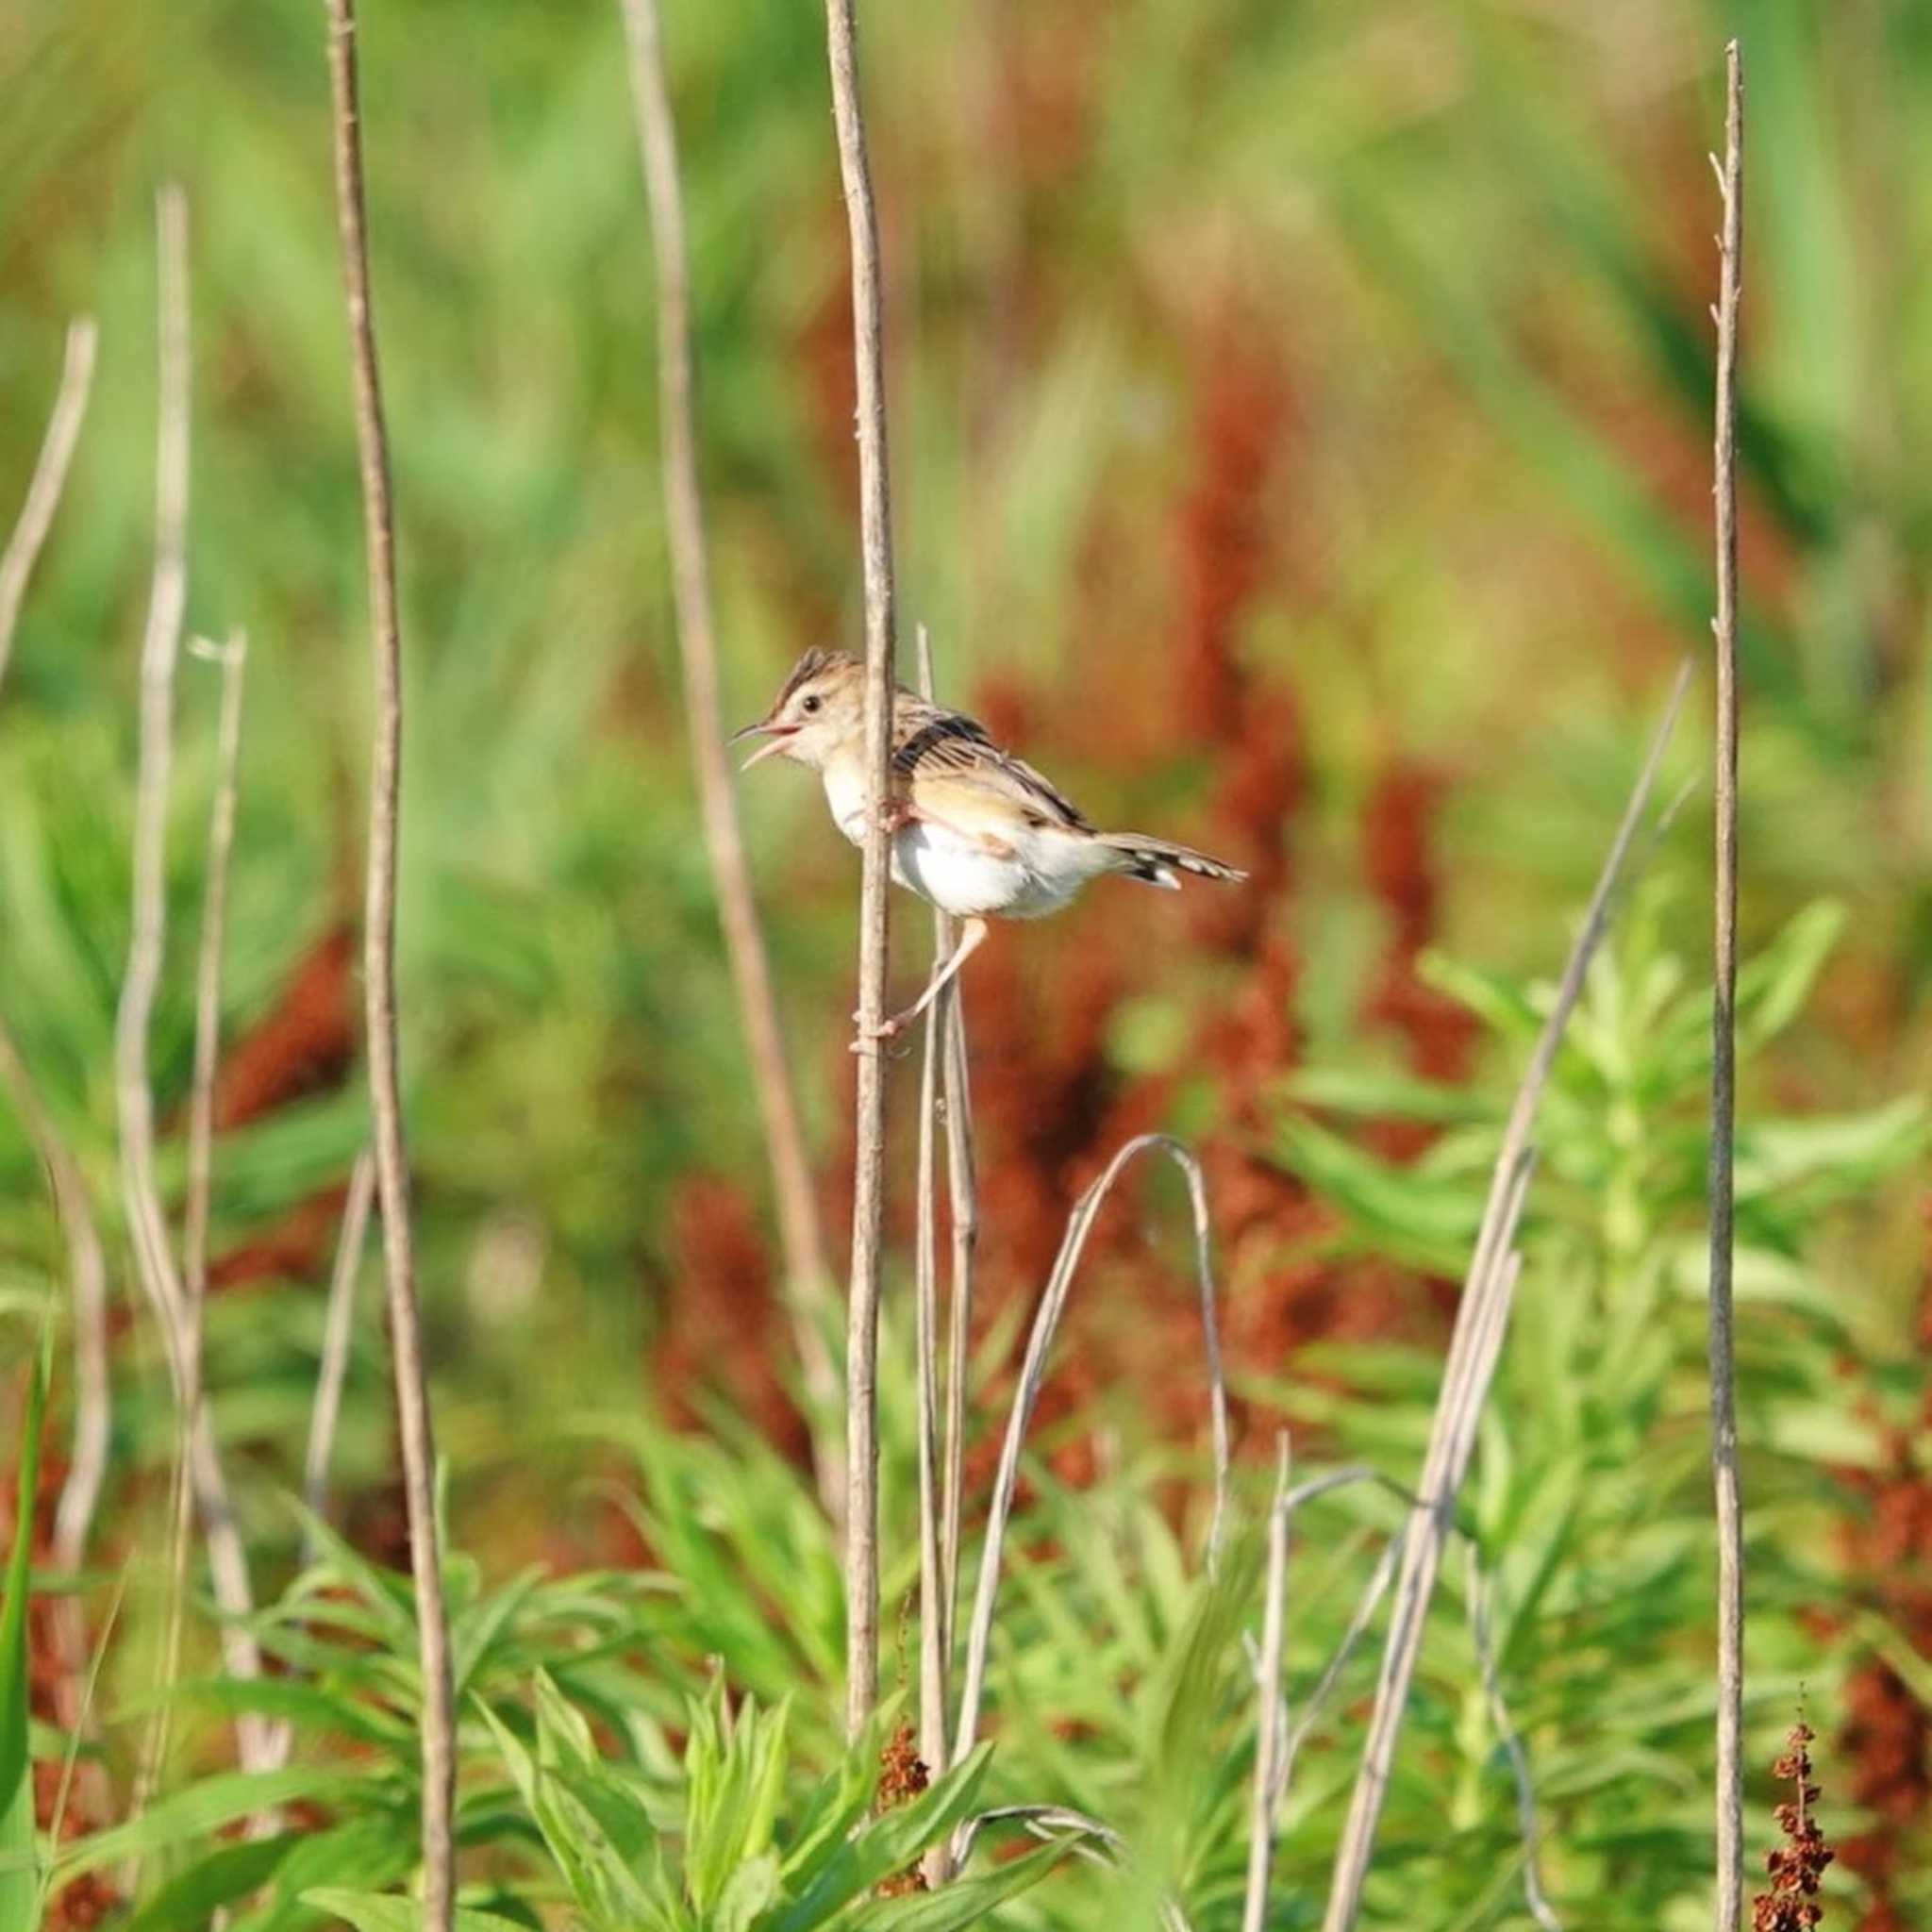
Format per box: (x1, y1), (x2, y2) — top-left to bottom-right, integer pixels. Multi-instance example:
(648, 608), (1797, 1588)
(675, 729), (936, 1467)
(4, 0), (1932, 1919)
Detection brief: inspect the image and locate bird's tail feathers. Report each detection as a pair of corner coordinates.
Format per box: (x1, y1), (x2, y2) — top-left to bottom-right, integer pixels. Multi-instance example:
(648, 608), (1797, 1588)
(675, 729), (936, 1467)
(1098, 833), (1247, 891)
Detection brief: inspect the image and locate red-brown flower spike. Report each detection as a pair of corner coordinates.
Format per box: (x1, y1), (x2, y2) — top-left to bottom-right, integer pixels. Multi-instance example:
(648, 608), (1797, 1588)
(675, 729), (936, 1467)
(1754, 1721), (1834, 1931)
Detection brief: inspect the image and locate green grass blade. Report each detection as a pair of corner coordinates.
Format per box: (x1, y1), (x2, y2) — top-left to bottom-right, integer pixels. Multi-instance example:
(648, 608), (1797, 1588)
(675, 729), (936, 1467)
(0, 1335), (52, 1931)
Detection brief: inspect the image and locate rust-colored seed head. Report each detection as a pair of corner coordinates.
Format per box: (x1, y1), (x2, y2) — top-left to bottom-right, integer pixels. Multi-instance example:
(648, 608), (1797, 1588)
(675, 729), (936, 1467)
(1754, 1721), (1834, 1931)
(874, 1722), (931, 1897)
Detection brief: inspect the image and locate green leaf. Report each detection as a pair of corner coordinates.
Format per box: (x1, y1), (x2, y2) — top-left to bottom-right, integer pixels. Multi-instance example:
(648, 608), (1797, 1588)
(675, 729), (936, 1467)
(124, 1832), (301, 1932)
(49, 1770), (373, 1883)
(0, 1334), (50, 1931)
(763, 1744), (994, 1932)
(686, 1679), (790, 1916)
(715, 1850), (782, 1932)
(230, 1815), (419, 1932)
(299, 1890), (528, 1932)
(849, 1843), (1068, 1930)
(1736, 899), (1845, 1050)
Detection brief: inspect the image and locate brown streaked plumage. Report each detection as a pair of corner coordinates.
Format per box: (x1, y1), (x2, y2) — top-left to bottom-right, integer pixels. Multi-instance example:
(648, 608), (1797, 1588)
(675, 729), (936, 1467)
(734, 648), (1246, 1040)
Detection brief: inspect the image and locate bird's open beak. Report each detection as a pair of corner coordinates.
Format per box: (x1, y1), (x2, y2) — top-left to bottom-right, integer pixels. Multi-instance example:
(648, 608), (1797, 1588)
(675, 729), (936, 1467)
(730, 720), (794, 771)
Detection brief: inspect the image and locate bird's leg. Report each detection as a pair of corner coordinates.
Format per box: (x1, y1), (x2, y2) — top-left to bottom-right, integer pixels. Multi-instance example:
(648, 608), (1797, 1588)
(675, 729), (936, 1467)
(852, 916), (989, 1053)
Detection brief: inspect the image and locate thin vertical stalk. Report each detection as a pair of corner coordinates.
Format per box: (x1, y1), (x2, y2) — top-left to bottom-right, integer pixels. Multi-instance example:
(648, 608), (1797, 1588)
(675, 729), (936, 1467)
(615, 0), (843, 1520)
(0, 316), (97, 696)
(939, 949), (976, 1630)
(160, 631), (249, 1769)
(1465, 1546), (1562, 1932)
(911, 625), (953, 1884)
(1320, 665), (1690, 1931)
(954, 1134), (1231, 1767)
(182, 631), (247, 1307)
(823, 0), (898, 1740)
(1707, 39), (1746, 1929)
(322, 4), (457, 1919)
(304, 1149), (378, 1541)
(0, 314), (109, 1581)
(1241, 1435), (1292, 1932)
(116, 190), (271, 1803)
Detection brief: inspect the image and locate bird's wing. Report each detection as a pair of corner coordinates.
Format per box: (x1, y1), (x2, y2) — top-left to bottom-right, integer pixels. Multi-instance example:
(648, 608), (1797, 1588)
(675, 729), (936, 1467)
(892, 702), (1093, 835)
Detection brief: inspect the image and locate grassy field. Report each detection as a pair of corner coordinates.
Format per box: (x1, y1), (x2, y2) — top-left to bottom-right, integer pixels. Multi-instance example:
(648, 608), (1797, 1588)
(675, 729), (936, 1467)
(3, 1), (1931, 1925)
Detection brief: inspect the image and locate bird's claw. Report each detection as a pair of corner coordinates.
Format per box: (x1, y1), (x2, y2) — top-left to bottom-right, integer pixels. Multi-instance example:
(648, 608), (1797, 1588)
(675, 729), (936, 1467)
(849, 1010), (912, 1057)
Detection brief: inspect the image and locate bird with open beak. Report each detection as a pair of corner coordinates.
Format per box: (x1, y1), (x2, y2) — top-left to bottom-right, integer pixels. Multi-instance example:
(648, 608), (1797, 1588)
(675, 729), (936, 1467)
(735, 647), (1246, 1045)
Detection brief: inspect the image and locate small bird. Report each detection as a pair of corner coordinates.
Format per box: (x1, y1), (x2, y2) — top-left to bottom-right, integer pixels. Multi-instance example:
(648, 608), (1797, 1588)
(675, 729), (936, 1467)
(734, 647), (1246, 1043)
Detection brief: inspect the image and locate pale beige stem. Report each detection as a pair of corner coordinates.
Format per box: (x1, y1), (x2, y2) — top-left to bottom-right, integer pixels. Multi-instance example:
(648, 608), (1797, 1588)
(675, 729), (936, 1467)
(1241, 1435), (1292, 1932)
(911, 624), (958, 1886)
(1319, 663), (1690, 1931)
(116, 196), (272, 1840)
(0, 314), (109, 1585)
(304, 1148), (378, 1541)
(1707, 40), (1746, 1929)
(822, 0), (900, 1740)
(322, 7), (457, 1920)
(615, 0), (843, 1519)
(0, 316), (97, 696)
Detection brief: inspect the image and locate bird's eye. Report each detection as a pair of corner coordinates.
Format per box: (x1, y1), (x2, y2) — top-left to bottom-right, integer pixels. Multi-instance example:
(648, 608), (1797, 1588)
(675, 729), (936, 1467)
(802, 693), (823, 714)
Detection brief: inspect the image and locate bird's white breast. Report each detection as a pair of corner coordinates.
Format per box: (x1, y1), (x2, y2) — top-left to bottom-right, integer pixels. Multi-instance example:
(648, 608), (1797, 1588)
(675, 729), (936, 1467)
(819, 762), (1103, 920)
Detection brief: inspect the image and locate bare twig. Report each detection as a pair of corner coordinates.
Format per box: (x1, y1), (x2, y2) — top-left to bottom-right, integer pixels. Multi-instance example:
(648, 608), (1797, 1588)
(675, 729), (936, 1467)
(304, 1149), (377, 1541)
(0, 358), (111, 1578)
(115, 194), (273, 1824)
(952, 1805), (1195, 1932)
(323, 6), (458, 1919)
(1320, 663), (1690, 1931)
(1280, 1529), (1405, 1795)
(823, 0), (899, 1739)
(116, 184), (193, 1407)
(1241, 1435), (1292, 1932)
(912, 623), (980, 1699)
(183, 631), (247, 1307)
(939, 929), (977, 1632)
(616, 0), (843, 1519)
(0, 316), (98, 696)
(1707, 41), (1747, 1931)
(1465, 1546), (1562, 1932)
(911, 625), (958, 1884)
(159, 631), (249, 1773)
(954, 1134), (1231, 1767)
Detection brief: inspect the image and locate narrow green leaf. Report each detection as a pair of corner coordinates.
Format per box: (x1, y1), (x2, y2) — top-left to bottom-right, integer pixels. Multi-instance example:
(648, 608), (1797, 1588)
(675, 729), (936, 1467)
(0, 1335), (51, 1931)
(850, 1842), (1068, 1930)
(124, 1832), (300, 1932)
(299, 1890), (527, 1932)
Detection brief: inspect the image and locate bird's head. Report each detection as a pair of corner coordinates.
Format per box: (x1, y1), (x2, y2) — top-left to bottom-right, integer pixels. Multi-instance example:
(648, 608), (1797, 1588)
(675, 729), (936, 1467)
(732, 647), (868, 773)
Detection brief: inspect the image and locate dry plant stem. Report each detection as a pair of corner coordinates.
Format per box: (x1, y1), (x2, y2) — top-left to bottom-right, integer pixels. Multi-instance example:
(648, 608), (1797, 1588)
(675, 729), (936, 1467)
(914, 963), (950, 1868)
(1707, 40), (1746, 1930)
(1241, 1435), (1292, 1932)
(954, 1133), (1231, 1768)
(1466, 1546), (1562, 1932)
(1320, 663), (1690, 1932)
(911, 625), (958, 1885)
(183, 632), (247, 1308)
(305, 1148), (378, 1541)
(159, 629), (250, 1772)
(1280, 1528), (1406, 1794)
(0, 315), (107, 1577)
(939, 964), (976, 1624)
(926, 623), (977, 1675)
(616, 0), (843, 1520)
(824, 0), (899, 1739)
(323, 6), (457, 1918)
(116, 193), (273, 1819)
(0, 316), (98, 695)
